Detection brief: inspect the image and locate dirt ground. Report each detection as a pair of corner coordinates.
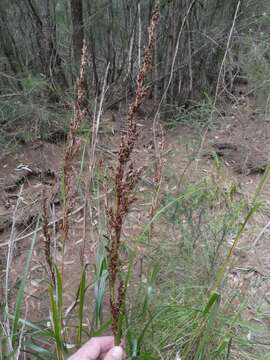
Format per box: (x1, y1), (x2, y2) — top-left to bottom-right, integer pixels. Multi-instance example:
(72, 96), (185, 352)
(1, 90), (270, 346)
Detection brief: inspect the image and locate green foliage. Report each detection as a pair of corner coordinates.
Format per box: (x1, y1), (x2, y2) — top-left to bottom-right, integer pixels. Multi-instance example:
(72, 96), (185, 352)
(10, 222), (39, 349)
(163, 99), (214, 130)
(0, 95), (70, 150)
(93, 241), (108, 329)
(161, 179), (245, 281)
(1, 220), (40, 358)
(21, 75), (49, 97)
(76, 267), (87, 346)
(127, 174), (268, 359)
(49, 267), (67, 360)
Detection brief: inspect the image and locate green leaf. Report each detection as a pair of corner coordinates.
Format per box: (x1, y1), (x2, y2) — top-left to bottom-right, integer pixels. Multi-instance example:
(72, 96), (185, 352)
(90, 319), (112, 337)
(11, 218), (40, 348)
(76, 267), (87, 346)
(24, 342), (53, 358)
(49, 267), (67, 360)
(203, 292), (220, 315)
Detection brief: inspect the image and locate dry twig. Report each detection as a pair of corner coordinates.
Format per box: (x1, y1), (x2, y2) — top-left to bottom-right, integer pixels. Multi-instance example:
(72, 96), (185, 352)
(62, 41), (88, 244)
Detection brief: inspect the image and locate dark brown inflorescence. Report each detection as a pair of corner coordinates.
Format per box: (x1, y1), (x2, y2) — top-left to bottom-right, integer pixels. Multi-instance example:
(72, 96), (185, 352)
(41, 189), (55, 286)
(107, 1), (160, 342)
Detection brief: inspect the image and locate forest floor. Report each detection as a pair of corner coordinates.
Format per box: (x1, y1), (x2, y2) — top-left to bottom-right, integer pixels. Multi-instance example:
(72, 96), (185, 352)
(1, 88), (270, 352)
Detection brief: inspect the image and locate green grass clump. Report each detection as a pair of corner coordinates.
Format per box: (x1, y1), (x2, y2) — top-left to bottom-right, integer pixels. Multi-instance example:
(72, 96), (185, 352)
(124, 175), (269, 359)
(162, 98), (214, 131)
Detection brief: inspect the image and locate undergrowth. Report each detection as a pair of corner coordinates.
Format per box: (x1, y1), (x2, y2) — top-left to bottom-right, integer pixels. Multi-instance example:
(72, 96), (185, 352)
(162, 98), (214, 132)
(240, 13), (270, 113)
(0, 96), (70, 150)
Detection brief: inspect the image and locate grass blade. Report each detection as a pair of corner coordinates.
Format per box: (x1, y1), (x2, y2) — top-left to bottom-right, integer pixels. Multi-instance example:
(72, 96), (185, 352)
(49, 266), (67, 359)
(10, 217), (40, 348)
(76, 267), (86, 346)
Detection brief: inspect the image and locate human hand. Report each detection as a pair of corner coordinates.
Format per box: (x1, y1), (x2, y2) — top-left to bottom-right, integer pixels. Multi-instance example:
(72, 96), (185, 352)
(68, 336), (124, 360)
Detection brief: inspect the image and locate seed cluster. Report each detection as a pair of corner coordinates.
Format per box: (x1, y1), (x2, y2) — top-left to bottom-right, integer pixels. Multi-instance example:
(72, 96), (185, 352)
(107, 1), (160, 341)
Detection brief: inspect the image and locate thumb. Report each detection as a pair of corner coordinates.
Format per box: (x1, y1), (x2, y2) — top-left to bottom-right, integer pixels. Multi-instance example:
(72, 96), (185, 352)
(103, 346), (124, 360)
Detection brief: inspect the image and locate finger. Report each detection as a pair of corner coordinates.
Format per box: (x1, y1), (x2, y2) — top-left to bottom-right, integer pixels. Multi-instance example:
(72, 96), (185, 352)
(103, 346), (124, 360)
(69, 337), (115, 360)
(89, 337), (115, 354)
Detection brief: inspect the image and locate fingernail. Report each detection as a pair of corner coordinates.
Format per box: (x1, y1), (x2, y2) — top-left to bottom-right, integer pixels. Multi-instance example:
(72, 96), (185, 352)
(110, 346), (123, 360)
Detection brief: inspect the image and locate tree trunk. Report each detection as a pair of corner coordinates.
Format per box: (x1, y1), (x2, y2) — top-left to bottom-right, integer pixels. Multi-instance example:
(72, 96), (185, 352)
(70, 0), (84, 65)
